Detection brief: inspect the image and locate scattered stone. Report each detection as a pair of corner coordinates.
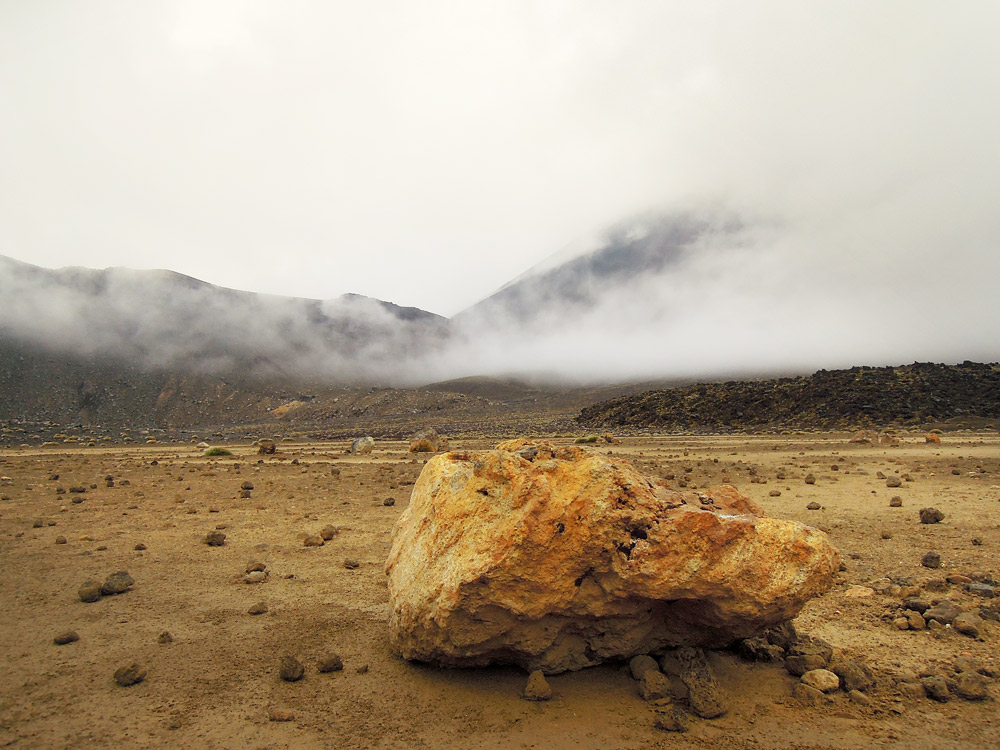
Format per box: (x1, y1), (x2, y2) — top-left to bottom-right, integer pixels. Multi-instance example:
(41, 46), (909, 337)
(205, 530), (226, 546)
(239, 489), (251, 499)
(241, 481), (254, 491)
(889, 496), (903, 507)
(924, 600), (962, 625)
(32, 519), (44, 528)
(302, 535), (324, 547)
(640, 670), (672, 701)
(785, 635), (833, 676)
(356, 664), (369, 674)
(653, 706), (689, 733)
(54, 535), (67, 545)
(246, 560), (267, 573)
(833, 660), (874, 692)
(893, 617), (909, 631)
(801, 669), (840, 693)
(906, 611), (926, 630)
(385, 441), (839, 672)
(793, 683), (832, 706)
(954, 672), (989, 701)
(134, 543), (147, 551)
(919, 507), (944, 524)
(279, 655), (305, 682)
(952, 612), (984, 638)
(409, 428), (447, 453)
(921, 675), (951, 702)
(886, 475), (902, 488)
(158, 631), (173, 643)
(522, 670), (552, 701)
(629, 654), (659, 680)
(114, 663), (146, 687)
(677, 647), (726, 718)
(269, 709), (294, 722)
(383, 497), (396, 507)
(921, 551), (941, 569)
(806, 502), (821, 510)
(972, 537), (983, 546)
(737, 637), (785, 662)
(317, 653), (344, 673)
(925, 432), (941, 444)
(319, 525), (337, 541)
(244, 571), (267, 584)
(248, 602), (268, 615)
(257, 439), (277, 455)
(53, 631), (79, 645)
(897, 680), (925, 700)
(100, 571), (134, 596)
(343, 558), (360, 569)
(350, 436), (375, 455)
(968, 582), (996, 598)
(769, 490), (781, 497)
(804, 474), (816, 485)
(849, 689), (872, 706)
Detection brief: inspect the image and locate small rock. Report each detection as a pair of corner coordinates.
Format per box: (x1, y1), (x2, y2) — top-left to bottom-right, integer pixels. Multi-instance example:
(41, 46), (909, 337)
(134, 543), (147, 551)
(239, 489), (251, 499)
(100, 571), (134, 596)
(522, 670), (552, 701)
(849, 689), (872, 706)
(241, 481), (254, 491)
(954, 672), (989, 701)
(889, 496), (903, 507)
(919, 507), (944, 524)
(952, 612), (984, 638)
(897, 680), (926, 700)
(768, 490), (781, 497)
(79, 581), (102, 603)
(246, 560), (267, 573)
(785, 635), (833, 676)
(833, 660), (874, 692)
(801, 669), (840, 693)
(924, 599), (962, 625)
(356, 664), (369, 674)
(804, 474), (816, 485)
(248, 602), (268, 615)
(806, 502), (821, 510)
(114, 663), (146, 687)
(921, 551), (942, 569)
(967, 582), (996, 598)
(319, 525), (337, 541)
(793, 683), (831, 706)
(893, 616), (910, 630)
(886, 475), (902, 488)
(205, 530), (226, 546)
(244, 571), (267, 584)
(158, 631), (173, 643)
(653, 706), (689, 733)
(640, 670), (672, 701)
(53, 631), (79, 645)
(279, 655), (305, 682)
(343, 558), (360, 569)
(269, 709), (295, 722)
(629, 654), (659, 680)
(303, 535), (324, 547)
(906, 611), (926, 630)
(54, 536), (67, 545)
(383, 497), (396, 507)
(677, 647), (726, 718)
(317, 653), (344, 673)
(921, 675), (951, 702)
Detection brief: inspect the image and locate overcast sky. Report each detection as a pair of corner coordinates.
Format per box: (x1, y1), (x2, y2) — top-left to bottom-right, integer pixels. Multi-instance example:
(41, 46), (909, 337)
(2, 1), (999, 318)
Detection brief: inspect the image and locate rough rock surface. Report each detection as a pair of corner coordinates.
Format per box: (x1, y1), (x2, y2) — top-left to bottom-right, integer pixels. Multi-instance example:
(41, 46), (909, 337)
(409, 428), (448, 453)
(385, 440), (839, 673)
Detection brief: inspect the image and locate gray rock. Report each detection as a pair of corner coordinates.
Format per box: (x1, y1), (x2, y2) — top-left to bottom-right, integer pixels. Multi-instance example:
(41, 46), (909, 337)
(279, 655), (305, 682)
(924, 600), (962, 625)
(100, 571), (134, 596)
(114, 663), (146, 687)
(967, 582), (996, 598)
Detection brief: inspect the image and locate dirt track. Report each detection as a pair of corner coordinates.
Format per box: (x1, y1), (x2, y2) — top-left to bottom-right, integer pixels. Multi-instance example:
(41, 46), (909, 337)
(1, 433), (997, 749)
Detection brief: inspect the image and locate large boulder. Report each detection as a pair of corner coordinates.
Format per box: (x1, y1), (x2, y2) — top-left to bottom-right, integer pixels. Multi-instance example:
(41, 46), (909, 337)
(409, 428), (448, 453)
(385, 440), (839, 673)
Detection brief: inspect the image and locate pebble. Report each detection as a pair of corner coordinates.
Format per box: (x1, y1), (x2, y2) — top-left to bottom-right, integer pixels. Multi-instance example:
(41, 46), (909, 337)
(967, 582), (996, 598)
(248, 602), (268, 615)
(889, 496), (903, 507)
(244, 571), (267, 584)
(158, 631), (173, 643)
(676, 647), (727, 718)
(54, 536), (67, 545)
(78, 581), (102, 603)
(804, 474), (816, 485)
(806, 502), (821, 510)
(919, 507), (944, 524)
(134, 543), (147, 551)
(246, 560), (267, 573)
(849, 689), (872, 706)
(383, 497), (396, 506)
(100, 571), (134, 596)
(205, 531), (226, 546)
(801, 669), (840, 693)
(269, 709), (295, 722)
(768, 490), (781, 497)
(905, 611), (926, 630)
(241, 481), (254, 491)
(279, 655), (305, 682)
(53, 631), (79, 645)
(921, 551), (941, 569)
(886, 475), (902, 488)
(522, 670), (552, 701)
(303, 535), (324, 547)
(356, 664), (369, 674)
(343, 558), (360, 569)
(317, 653), (344, 673)
(114, 663), (146, 687)
(319, 525), (337, 541)
(653, 705), (689, 733)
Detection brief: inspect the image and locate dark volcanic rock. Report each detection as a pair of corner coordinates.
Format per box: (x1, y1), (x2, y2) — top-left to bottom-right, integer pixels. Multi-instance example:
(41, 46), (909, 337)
(279, 655), (305, 682)
(100, 571), (134, 596)
(919, 508), (945, 524)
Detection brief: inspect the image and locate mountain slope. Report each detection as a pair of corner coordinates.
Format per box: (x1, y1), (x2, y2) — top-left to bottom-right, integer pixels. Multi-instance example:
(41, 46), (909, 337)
(0, 255), (448, 381)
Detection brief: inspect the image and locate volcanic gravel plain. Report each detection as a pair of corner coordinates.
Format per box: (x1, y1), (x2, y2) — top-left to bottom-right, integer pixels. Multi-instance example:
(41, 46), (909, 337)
(1, 432), (998, 749)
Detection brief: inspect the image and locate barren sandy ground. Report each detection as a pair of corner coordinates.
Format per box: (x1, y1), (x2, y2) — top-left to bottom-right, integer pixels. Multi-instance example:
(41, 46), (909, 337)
(1, 433), (997, 749)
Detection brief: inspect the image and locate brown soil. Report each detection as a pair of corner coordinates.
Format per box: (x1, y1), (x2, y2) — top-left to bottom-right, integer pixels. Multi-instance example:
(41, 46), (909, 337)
(1, 433), (998, 748)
